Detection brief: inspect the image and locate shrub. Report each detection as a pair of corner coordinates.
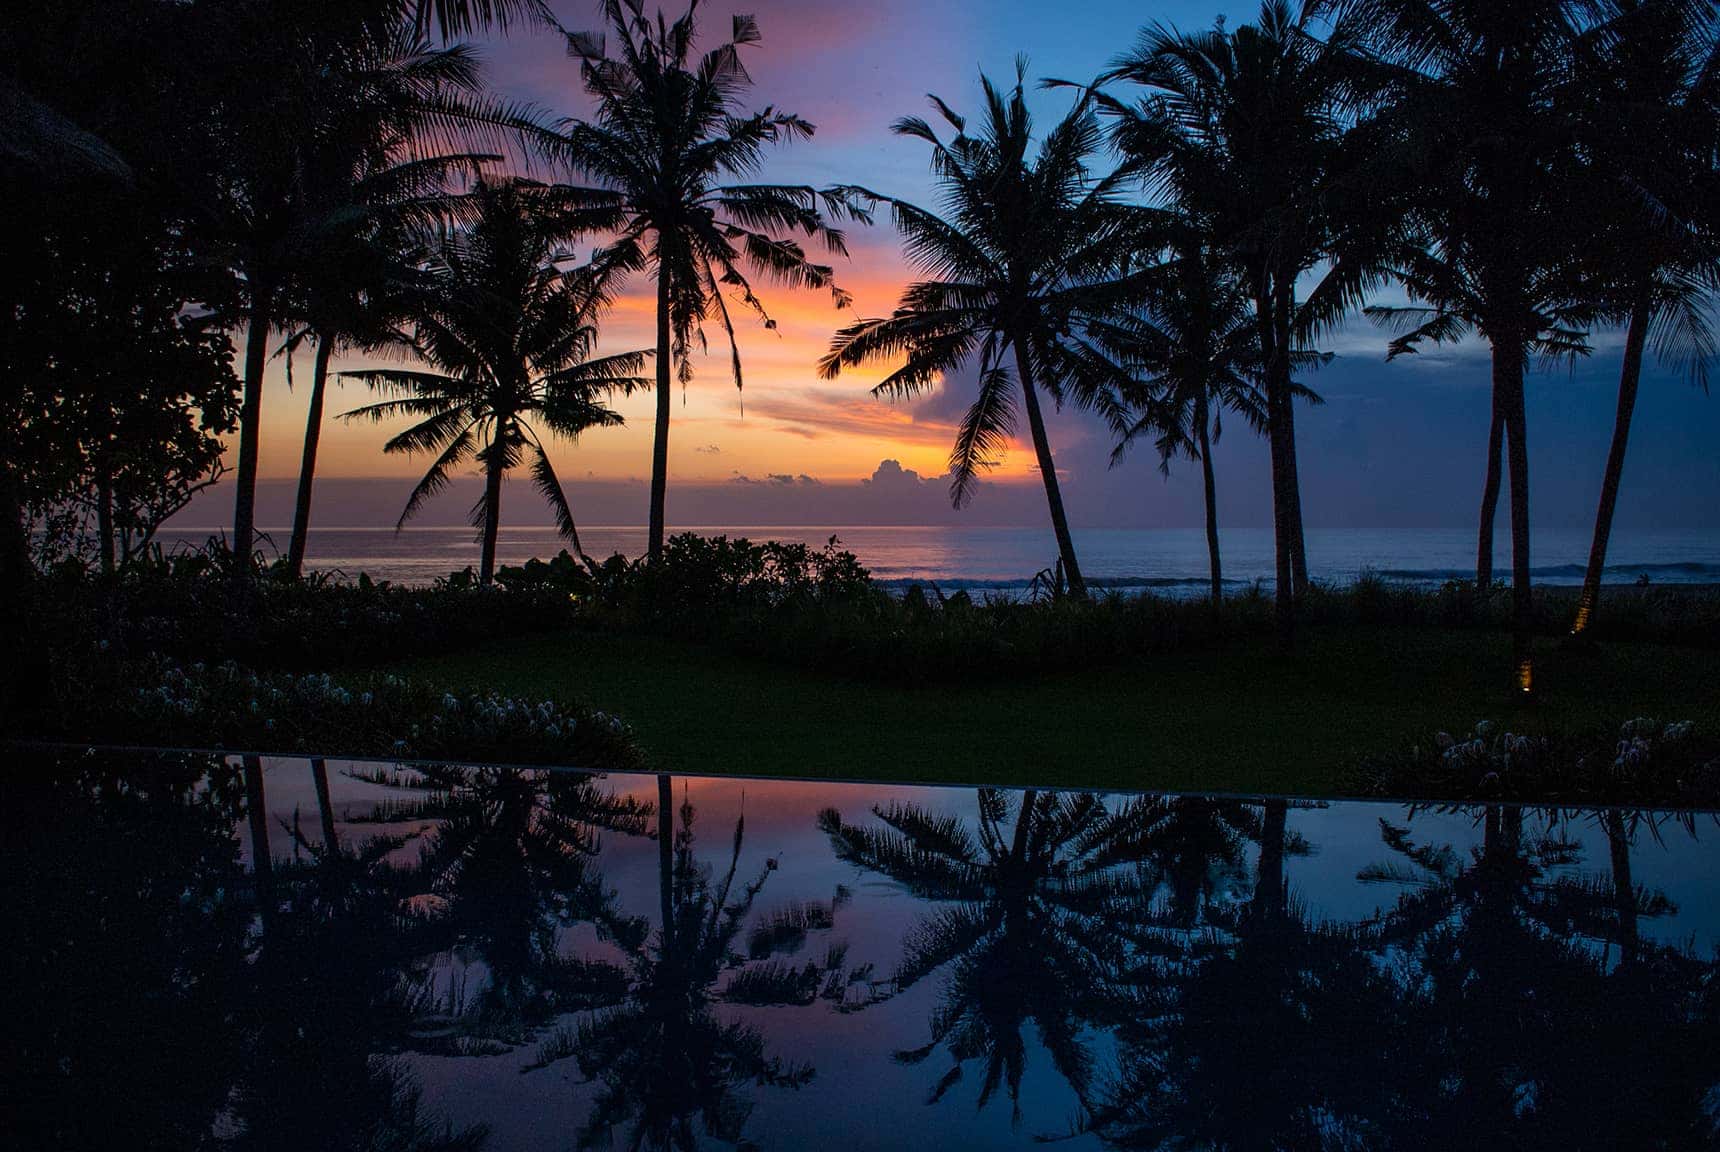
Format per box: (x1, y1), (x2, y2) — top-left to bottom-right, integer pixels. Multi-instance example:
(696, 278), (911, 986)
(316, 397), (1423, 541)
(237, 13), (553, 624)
(1352, 718), (1720, 805)
(50, 657), (642, 771)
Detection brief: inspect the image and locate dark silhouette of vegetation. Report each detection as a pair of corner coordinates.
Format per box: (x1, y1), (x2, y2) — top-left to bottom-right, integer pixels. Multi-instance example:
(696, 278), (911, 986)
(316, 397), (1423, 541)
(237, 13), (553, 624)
(821, 65), (1147, 599)
(555, 0), (867, 561)
(341, 178), (650, 583)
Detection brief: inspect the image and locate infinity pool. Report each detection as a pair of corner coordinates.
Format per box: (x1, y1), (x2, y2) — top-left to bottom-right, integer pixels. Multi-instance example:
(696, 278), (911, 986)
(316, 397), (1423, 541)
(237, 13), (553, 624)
(7, 749), (1719, 1150)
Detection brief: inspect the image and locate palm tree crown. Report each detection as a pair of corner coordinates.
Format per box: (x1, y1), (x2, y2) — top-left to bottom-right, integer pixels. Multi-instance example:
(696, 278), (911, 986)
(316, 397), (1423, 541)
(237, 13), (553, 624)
(342, 178), (650, 582)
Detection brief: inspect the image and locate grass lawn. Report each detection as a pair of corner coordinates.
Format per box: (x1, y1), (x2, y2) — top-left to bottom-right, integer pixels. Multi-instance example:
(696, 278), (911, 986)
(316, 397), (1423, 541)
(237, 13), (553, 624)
(387, 624), (1720, 796)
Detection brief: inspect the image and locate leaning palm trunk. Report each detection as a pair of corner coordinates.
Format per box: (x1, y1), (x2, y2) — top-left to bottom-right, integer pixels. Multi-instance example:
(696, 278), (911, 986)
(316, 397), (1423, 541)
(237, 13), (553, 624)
(232, 284), (274, 569)
(1196, 394), (1222, 606)
(1476, 394), (1504, 589)
(1013, 344), (1087, 599)
(286, 336), (334, 580)
(648, 271), (672, 562)
(1573, 295), (1651, 636)
(478, 434), (505, 586)
(1494, 343), (1534, 694)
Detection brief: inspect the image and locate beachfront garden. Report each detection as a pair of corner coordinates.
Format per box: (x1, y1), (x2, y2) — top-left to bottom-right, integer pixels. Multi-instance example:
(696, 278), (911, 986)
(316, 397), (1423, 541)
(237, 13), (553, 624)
(10, 534), (1720, 804)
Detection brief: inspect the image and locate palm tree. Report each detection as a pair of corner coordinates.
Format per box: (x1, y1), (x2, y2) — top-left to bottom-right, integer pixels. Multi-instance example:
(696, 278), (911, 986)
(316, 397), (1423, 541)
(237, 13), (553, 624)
(556, 0), (865, 562)
(1092, 1), (1382, 639)
(342, 179), (650, 585)
(202, 0), (559, 570)
(1101, 234), (1328, 605)
(276, 20), (515, 579)
(1346, 0), (1601, 693)
(1566, 0), (1719, 635)
(819, 67), (1145, 599)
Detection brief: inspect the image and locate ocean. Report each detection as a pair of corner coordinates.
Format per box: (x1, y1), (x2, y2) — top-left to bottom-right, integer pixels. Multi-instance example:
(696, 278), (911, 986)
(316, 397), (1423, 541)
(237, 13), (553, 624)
(154, 524), (1720, 593)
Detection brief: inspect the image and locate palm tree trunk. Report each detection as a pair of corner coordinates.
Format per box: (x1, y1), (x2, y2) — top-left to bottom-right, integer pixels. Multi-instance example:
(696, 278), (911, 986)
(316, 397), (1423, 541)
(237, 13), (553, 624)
(1495, 343), (1534, 694)
(657, 773), (675, 952)
(1011, 343), (1087, 599)
(285, 335), (333, 580)
(1275, 284), (1310, 597)
(232, 283), (273, 569)
(648, 270), (672, 562)
(1573, 295), (1650, 636)
(1254, 290), (1295, 650)
(311, 756), (339, 854)
(1476, 393), (1504, 590)
(1196, 393), (1222, 607)
(479, 426), (505, 586)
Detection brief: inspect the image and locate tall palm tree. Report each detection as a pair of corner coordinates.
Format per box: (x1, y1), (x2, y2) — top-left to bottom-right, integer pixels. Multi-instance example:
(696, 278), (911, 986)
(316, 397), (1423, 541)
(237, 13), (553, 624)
(275, 18), (517, 579)
(556, 0), (865, 562)
(1566, 0), (1719, 635)
(1101, 235), (1328, 605)
(203, 0), (558, 569)
(342, 179), (650, 584)
(1347, 0), (1600, 693)
(819, 67), (1145, 599)
(1092, 1), (1382, 639)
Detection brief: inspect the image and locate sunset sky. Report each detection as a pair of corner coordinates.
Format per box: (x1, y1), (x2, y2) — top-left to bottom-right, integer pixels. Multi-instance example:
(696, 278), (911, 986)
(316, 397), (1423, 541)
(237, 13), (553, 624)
(220, 0), (1720, 532)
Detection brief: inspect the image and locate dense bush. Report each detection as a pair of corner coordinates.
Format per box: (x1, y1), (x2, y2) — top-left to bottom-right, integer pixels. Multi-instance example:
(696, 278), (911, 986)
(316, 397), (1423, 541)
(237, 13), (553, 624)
(45, 657), (642, 771)
(501, 539), (1720, 683)
(1353, 718), (1720, 806)
(33, 545), (578, 673)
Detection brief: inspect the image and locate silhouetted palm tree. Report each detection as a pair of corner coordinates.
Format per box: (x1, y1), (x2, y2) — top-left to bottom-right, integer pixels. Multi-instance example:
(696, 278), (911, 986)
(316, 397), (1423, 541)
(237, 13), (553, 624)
(1100, 234), (1328, 604)
(1348, 0), (1600, 692)
(342, 179), (650, 584)
(820, 67), (1146, 599)
(203, 1), (557, 568)
(819, 788), (1165, 1122)
(1092, 1), (1381, 637)
(556, 1), (865, 562)
(1566, 0), (1719, 635)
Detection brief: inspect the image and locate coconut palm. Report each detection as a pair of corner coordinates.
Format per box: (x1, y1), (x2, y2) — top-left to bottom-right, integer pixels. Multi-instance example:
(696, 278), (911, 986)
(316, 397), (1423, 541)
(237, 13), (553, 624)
(1100, 234), (1329, 605)
(202, 0), (559, 569)
(1566, 0), (1719, 635)
(1343, 0), (1603, 693)
(556, 0), (866, 562)
(1092, 1), (1383, 638)
(1345, 0), (1599, 689)
(275, 17), (518, 579)
(819, 67), (1146, 599)
(342, 179), (650, 585)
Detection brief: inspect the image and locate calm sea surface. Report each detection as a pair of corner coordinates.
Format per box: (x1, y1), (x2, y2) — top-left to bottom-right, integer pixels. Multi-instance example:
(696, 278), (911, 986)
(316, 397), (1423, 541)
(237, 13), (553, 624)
(157, 523), (1720, 592)
(10, 748), (1720, 1150)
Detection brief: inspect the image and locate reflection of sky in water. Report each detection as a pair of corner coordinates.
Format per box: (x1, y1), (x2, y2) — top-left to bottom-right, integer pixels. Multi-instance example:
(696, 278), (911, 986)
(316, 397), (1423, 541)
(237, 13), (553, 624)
(208, 757), (1720, 1151)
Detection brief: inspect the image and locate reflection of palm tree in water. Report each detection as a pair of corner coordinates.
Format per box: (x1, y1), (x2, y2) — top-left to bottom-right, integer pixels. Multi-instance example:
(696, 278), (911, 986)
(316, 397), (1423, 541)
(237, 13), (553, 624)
(818, 788), (1171, 1123)
(1092, 798), (1411, 1150)
(336, 761), (655, 1050)
(530, 777), (850, 1152)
